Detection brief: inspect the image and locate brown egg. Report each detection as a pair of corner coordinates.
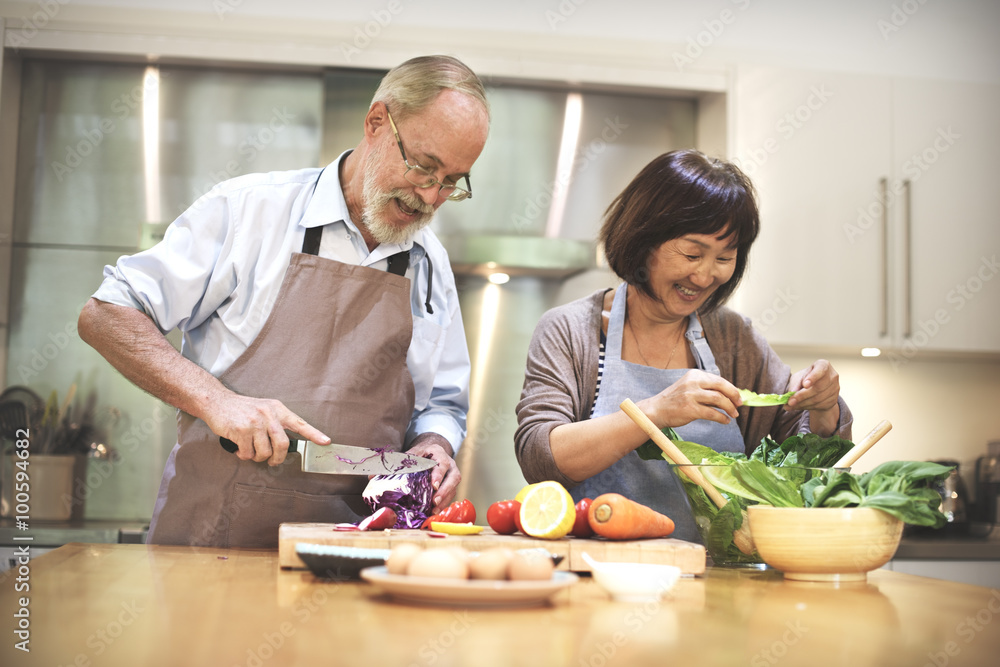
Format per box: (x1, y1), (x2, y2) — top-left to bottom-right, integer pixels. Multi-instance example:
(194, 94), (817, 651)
(406, 546), (470, 579)
(386, 542), (423, 575)
(509, 549), (555, 581)
(469, 547), (514, 580)
(441, 546), (470, 565)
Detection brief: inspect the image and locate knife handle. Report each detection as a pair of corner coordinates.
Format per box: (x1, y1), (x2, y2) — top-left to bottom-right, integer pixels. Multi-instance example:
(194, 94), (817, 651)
(219, 436), (300, 454)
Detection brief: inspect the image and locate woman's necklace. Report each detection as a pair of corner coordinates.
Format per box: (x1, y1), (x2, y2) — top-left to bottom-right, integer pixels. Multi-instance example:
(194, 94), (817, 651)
(626, 313), (687, 369)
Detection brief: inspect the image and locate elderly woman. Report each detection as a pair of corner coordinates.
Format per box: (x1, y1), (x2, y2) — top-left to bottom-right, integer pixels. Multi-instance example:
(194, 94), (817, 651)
(514, 149), (852, 543)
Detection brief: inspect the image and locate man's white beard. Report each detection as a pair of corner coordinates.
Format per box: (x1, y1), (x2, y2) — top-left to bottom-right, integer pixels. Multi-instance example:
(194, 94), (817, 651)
(361, 146), (435, 246)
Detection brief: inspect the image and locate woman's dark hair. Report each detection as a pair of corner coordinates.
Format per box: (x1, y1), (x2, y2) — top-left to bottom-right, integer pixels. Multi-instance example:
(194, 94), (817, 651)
(600, 149), (760, 314)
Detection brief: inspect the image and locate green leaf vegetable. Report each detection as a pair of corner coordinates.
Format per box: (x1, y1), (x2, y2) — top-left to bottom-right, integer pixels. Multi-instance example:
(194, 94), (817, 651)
(738, 388), (795, 406)
(640, 430), (953, 563)
(802, 460), (953, 527)
(635, 426), (682, 461)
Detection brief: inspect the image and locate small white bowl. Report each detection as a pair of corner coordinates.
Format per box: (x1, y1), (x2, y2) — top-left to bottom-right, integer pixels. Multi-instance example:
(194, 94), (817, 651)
(581, 552), (682, 603)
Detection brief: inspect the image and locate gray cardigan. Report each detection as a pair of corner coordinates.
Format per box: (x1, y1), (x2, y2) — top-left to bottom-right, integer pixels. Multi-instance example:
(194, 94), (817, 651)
(514, 288), (853, 488)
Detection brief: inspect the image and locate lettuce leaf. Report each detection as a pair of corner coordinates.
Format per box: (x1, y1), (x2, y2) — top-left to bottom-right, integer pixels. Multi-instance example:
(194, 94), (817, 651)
(701, 462), (768, 504)
(731, 460), (805, 508)
(738, 388), (795, 406)
(635, 426), (681, 461)
(675, 475), (761, 565)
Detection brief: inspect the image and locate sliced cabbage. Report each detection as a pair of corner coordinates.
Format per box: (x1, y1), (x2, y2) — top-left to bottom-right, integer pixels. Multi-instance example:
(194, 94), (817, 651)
(362, 469), (434, 529)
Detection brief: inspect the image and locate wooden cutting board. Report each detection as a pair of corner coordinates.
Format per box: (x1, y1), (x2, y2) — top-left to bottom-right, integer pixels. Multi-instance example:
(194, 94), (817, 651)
(278, 523), (706, 575)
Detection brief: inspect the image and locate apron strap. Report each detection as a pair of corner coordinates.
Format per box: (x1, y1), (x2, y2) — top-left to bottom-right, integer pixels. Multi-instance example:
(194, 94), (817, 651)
(302, 225), (322, 256)
(386, 250), (410, 276)
(302, 228), (426, 310)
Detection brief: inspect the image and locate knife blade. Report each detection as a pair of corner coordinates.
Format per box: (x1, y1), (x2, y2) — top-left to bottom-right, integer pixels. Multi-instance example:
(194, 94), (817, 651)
(219, 435), (436, 475)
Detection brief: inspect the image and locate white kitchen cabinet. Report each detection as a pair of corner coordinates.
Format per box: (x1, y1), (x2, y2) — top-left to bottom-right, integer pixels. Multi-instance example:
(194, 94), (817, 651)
(891, 79), (1000, 356)
(731, 65), (1000, 357)
(730, 65), (893, 349)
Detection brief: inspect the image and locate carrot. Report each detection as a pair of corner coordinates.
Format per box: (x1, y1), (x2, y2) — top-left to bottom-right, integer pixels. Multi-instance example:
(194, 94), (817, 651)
(587, 493), (675, 540)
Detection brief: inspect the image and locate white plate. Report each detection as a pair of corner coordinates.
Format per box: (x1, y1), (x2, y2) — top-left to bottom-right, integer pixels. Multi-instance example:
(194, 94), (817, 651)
(360, 566), (578, 608)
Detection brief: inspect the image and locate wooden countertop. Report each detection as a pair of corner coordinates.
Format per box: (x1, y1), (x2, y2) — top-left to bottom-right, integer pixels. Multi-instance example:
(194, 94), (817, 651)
(3, 543), (999, 667)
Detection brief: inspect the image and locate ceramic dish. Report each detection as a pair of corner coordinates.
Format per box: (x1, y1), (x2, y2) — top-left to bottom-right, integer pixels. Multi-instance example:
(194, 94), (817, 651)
(296, 544), (391, 580)
(360, 566), (578, 607)
(581, 552), (681, 602)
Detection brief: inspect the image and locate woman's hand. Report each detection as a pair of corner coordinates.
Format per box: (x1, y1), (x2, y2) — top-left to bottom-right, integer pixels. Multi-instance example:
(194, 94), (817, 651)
(641, 370), (742, 429)
(786, 359), (841, 436)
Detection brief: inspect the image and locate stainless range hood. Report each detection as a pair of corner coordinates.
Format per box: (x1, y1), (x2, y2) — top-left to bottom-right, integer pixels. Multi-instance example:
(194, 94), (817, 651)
(432, 84), (696, 288)
(442, 234), (595, 279)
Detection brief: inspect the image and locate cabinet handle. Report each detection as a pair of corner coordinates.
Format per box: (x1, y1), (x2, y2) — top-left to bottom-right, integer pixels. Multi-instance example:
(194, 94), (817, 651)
(902, 179), (912, 338)
(879, 177), (889, 337)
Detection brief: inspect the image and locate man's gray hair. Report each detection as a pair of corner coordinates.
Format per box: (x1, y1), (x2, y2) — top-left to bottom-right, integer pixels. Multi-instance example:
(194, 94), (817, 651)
(372, 55), (490, 121)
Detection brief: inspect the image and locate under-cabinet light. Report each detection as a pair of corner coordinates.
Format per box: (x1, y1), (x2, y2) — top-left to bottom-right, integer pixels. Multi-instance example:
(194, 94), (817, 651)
(488, 272), (510, 285)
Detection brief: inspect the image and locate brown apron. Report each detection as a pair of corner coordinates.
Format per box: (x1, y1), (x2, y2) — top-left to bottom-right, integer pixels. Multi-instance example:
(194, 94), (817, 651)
(147, 225), (416, 548)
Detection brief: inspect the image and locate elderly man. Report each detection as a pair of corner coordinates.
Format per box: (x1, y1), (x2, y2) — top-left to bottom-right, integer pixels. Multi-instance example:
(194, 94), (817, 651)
(78, 55), (490, 547)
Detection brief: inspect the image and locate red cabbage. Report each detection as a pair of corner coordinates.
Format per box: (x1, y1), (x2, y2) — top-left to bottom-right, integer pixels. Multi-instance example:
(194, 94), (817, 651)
(362, 469), (434, 529)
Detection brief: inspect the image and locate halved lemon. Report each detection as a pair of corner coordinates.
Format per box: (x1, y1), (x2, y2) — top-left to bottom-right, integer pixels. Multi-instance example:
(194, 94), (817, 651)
(518, 481), (575, 539)
(514, 483), (540, 503)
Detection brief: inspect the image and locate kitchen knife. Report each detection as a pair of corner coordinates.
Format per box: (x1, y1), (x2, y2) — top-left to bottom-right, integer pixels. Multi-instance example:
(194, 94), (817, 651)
(219, 435), (436, 475)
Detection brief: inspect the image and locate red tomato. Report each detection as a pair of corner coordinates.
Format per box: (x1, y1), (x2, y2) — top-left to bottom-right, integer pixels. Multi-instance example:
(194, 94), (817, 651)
(463, 499), (477, 523)
(486, 499), (521, 535)
(570, 498), (594, 538)
(433, 499), (477, 525)
(514, 507), (524, 534)
(452, 499), (476, 524)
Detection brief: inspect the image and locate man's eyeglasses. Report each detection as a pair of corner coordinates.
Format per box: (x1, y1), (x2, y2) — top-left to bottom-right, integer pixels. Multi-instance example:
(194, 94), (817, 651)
(385, 107), (472, 202)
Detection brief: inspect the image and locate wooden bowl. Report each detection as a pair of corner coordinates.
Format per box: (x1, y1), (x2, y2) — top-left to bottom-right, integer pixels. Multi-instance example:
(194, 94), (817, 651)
(747, 506), (903, 582)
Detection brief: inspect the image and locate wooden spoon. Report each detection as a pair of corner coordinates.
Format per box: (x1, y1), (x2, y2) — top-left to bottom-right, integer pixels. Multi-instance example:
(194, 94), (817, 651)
(833, 419), (892, 469)
(620, 399), (756, 556)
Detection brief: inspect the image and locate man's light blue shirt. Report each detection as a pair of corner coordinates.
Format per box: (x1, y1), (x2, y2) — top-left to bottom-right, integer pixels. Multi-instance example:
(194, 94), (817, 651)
(93, 151), (470, 451)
